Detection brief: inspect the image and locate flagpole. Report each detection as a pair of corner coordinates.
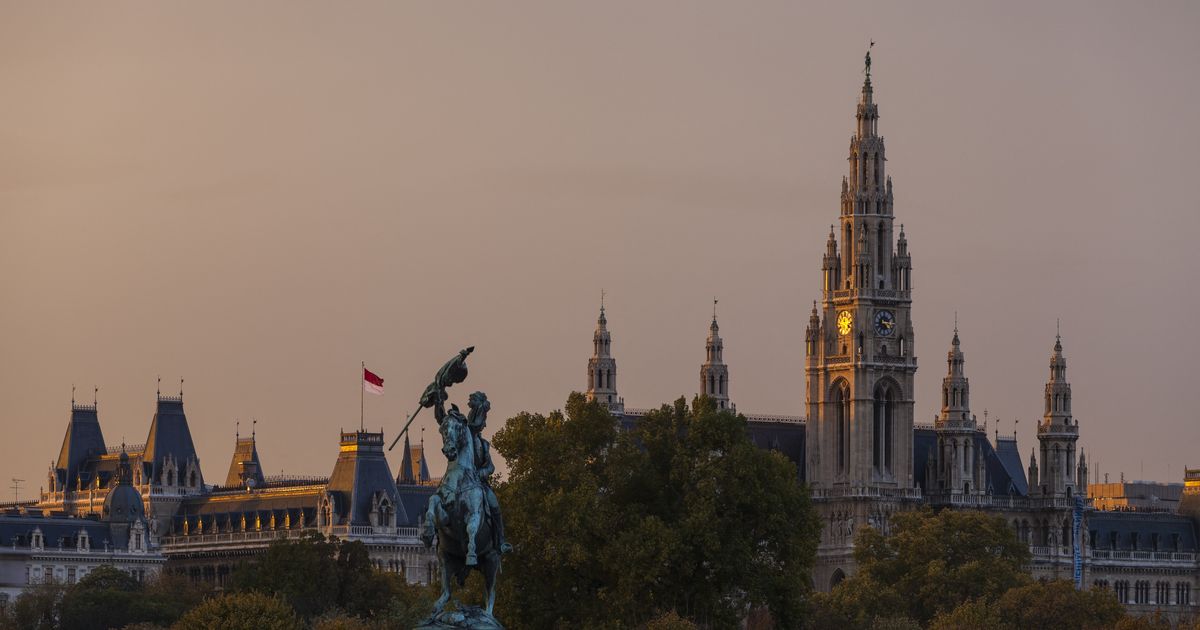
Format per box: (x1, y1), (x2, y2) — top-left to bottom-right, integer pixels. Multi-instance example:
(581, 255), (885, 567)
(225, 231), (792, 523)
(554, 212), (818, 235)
(360, 361), (364, 432)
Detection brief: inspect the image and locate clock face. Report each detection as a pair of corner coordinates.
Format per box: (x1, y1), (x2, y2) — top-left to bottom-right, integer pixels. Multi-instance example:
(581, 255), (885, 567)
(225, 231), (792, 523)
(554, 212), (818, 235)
(874, 310), (896, 336)
(836, 310), (853, 336)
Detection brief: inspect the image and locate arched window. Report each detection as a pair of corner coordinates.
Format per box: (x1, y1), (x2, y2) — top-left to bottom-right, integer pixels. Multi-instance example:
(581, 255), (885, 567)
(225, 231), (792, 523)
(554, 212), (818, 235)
(834, 383), (850, 474)
(830, 568), (846, 589)
(872, 383), (895, 474)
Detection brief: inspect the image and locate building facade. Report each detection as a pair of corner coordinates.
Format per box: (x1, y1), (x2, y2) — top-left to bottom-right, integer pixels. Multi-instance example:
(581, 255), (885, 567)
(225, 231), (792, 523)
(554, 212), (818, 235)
(587, 58), (1198, 617)
(23, 394), (438, 590)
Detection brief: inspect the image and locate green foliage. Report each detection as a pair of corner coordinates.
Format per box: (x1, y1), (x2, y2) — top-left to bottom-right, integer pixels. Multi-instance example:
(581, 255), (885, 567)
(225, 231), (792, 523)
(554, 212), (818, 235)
(642, 610), (698, 630)
(7, 581), (65, 630)
(229, 532), (340, 618)
(932, 581), (1127, 630)
(815, 508), (1032, 626)
(55, 567), (214, 630)
(492, 393), (821, 629)
(172, 591), (301, 630)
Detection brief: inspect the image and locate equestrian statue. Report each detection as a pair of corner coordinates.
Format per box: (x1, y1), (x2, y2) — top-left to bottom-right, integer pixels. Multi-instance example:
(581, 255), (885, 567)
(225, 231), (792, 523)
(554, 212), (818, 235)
(395, 347), (511, 629)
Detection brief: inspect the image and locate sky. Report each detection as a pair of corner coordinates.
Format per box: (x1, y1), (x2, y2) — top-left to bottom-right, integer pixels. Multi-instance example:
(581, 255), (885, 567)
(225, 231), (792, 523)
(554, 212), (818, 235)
(1, 2), (1198, 497)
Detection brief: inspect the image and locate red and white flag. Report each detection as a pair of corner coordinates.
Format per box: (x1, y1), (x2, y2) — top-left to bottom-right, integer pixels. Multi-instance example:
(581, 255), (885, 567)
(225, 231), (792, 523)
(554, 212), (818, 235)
(363, 367), (384, 395)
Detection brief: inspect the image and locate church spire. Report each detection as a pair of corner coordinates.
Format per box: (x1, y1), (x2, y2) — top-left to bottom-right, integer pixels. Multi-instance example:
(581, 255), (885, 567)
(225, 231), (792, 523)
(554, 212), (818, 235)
(700, 299), (730, 410)
(586, 291), (622, 412)
(1036, 327), (1080, 497)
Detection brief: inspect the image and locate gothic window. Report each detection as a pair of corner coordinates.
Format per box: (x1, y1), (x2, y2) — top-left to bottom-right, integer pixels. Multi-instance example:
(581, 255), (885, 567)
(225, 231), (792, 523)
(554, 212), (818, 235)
(1061, 519), (1070, 548)
(167, 470), (175, 486)
(720, 375), (727, 396)
(834, 383), (850, 474)
(189, 470), (197, 488)
(1155, 581), (1169, 605)
(1135, 581), (1150, 604)
(873, 383), (895, 474)
(1178, 583), (1191, 606)
(1115, 581), (1129, 602)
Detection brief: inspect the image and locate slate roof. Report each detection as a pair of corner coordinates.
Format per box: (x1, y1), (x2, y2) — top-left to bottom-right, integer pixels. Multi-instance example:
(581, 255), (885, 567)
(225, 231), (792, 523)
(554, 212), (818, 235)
(224, 437), (265, 487)
(913, 427), (1027, 497)
(746, 420), (806, 483)
(142, 397), (200, 479)
(55, 405), (107, 488)
(326, 431), (405, 526)
(0, 514), (117, 552)
(1089, 511), (1199, 552)
(396, 485), (436, 528)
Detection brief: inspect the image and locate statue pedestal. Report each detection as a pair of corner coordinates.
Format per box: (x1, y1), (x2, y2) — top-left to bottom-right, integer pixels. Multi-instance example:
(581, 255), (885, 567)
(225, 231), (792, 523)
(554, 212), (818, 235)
(415, 605), (503, 630)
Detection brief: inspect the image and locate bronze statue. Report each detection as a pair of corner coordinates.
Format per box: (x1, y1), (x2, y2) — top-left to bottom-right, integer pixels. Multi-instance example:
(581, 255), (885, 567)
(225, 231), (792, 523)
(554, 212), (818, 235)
(411, 348), (507, 629)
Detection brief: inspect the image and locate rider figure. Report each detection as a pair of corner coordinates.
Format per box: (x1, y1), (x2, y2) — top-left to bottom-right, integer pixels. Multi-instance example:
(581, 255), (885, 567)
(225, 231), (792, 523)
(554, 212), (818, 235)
(465, 391), (513, 555)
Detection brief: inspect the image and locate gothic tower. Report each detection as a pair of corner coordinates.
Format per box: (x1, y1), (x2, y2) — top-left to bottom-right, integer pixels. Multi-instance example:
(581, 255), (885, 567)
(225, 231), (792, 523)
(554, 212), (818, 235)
(1035, 331), (1079, 497)
(586, 296), (623, 413)
(700, 302), (731, 410)
(805, 59), (916, 490)
(929, 325), (984, 496)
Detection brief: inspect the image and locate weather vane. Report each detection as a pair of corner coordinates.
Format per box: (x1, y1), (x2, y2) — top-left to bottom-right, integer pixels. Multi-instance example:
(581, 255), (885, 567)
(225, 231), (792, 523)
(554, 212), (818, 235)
(865, 40), (875, 78)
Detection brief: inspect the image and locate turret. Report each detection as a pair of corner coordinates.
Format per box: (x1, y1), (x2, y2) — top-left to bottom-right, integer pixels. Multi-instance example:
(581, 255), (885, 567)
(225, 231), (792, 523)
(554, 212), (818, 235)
(932, 323), (980, 495)
(1037, 328), (1080, 497)
(586, 293), (623, 412)
(700, 301), (731, 410)
(1077, 450), (1089, 491)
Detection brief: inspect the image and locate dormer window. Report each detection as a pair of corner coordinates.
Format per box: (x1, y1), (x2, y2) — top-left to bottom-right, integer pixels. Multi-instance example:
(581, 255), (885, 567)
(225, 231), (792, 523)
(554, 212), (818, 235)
(77, 530), (90, 552)
(30, 528), (43, 551)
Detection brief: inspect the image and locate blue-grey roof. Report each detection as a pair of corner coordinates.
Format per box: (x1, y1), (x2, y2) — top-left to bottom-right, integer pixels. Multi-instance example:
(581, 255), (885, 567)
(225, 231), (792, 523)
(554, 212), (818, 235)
(396, 485), (436, 528)
(142, 398), (200, 480)
(993, 436), (1028, 496)
(0, 513), (116, 551)
(56, 405), (106, 488)
(746, 420), (806, 483)
(326, 432), (405, 526)
(1089, 511), (1198, 552)
(913, 428), (1027, 497)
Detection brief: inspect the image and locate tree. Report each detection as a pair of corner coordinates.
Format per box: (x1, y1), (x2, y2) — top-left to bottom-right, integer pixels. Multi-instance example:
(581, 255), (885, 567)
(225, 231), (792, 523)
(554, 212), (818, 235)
(172, 592), (300, 630)
(931, 581), (1127, 630)
(815, 508), (1031, 626)
(229, 532), (340, 618)
(6, 581), (66, 630)
(492, 393), (821, 628)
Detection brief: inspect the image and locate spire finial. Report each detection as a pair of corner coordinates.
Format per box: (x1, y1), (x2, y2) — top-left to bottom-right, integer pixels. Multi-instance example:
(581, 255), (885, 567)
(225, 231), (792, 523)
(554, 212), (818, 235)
(712, 297), (718, 322)
(600, 289), (606, 314)
(865, 40), (874, 79)
(236, 419), (240, 440)
(252, 418), (256, 440)
(157, 375), (161, 398)
(179, 377), (184, 397)
(954, 311), (958, 334)
(71, 384), (76, 406)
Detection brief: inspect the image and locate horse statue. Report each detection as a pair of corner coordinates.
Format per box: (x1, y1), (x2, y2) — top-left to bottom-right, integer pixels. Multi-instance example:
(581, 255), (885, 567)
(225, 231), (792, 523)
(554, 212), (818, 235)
(407, 349), (506, 630)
